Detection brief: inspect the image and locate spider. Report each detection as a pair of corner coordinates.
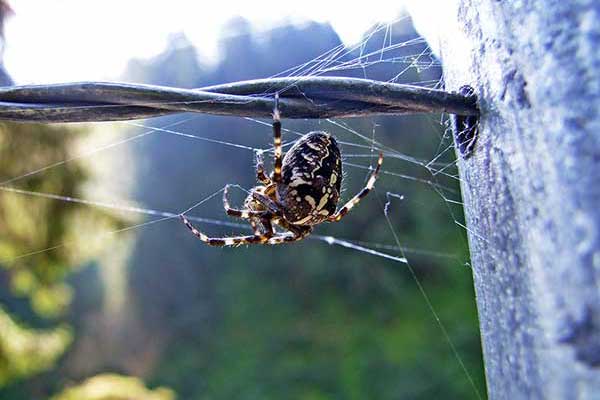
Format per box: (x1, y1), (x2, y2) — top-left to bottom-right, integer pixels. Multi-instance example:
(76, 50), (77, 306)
(180, 94), (383, 246)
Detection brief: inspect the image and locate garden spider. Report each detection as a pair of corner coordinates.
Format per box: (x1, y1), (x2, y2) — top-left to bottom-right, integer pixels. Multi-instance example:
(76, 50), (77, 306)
(180, 94), (383, 246)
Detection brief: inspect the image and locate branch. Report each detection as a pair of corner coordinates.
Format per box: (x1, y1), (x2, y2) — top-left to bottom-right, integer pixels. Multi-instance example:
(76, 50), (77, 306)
(0, 76), (478, 123)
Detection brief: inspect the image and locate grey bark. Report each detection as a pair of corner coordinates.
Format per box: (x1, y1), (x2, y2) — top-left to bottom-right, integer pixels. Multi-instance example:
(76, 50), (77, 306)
(408, 1), (600, 399)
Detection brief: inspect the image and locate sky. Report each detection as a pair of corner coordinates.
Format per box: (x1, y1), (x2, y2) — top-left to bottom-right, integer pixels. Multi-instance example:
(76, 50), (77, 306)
(3, 0), (406, 84)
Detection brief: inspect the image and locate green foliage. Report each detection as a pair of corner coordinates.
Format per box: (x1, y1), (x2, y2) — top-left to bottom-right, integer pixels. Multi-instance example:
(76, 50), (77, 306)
(51, 374), (175, 400)
(151, 245), (482, 399)
(0, 121), (125, 391)
(0, 307), (71, 386)
(0, 122), (118, 317)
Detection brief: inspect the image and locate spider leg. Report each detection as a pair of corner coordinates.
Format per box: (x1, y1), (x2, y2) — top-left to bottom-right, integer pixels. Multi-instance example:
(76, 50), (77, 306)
(249, 215), (275, 236)
(223, 185), (267, 219)
(180, 214), (273, 247)
(267, 223), (312, 245)
(259, 217), (274, 236)
(328, 152), (383, 222)
(252, 191), (284, 216)
(249, 219), (260, 235)
(272, 93), (283, 183)
(255, 150), (271, 185)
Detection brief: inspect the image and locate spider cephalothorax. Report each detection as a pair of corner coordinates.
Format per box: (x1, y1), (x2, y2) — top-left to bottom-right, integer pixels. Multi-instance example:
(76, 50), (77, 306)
(181, 95), (383, 246)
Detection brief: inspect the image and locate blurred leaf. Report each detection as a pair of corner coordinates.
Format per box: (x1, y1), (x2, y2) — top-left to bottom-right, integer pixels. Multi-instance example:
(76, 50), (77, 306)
(0, 307), (71, 386)
(0, 118), (127, 390)
(51, 374), (175, 400)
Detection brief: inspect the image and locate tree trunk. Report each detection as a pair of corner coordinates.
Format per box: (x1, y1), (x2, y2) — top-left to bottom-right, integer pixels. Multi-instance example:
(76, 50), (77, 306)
(407, 1), (600, 399)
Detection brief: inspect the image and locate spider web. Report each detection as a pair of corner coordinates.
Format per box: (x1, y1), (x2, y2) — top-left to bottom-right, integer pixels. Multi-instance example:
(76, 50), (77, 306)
(0, 14), (486, 399)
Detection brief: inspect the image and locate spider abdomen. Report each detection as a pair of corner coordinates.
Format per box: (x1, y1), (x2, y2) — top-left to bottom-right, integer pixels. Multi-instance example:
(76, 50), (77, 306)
(277, 131), (342, 225)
